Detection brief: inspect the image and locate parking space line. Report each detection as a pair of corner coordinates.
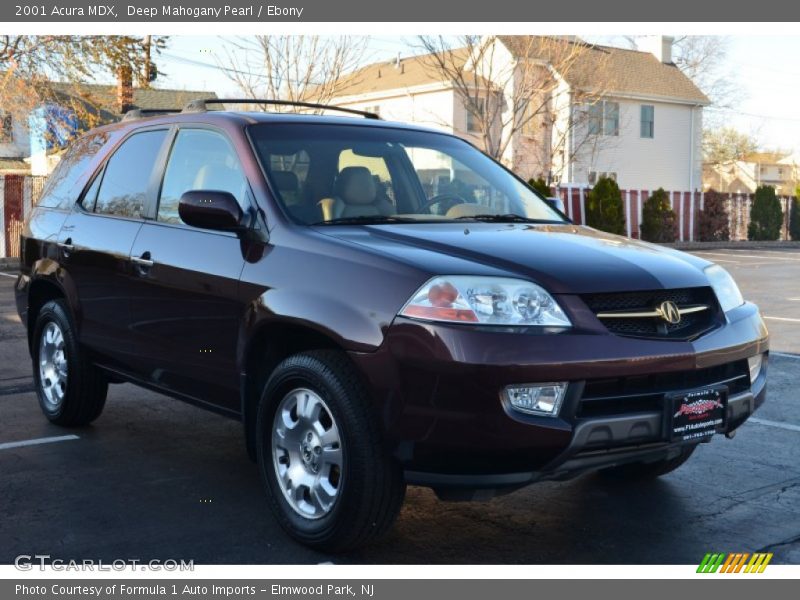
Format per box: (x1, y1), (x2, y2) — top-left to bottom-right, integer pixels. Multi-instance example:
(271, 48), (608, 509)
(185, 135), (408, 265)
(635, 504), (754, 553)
(700, 251), (800, 262)
(771, 351), (800, 360)
(764, 316), (800, 323)
(0, 434), (80, 451)
(748, 417), (800, 434)
(0, 272), (16, 279)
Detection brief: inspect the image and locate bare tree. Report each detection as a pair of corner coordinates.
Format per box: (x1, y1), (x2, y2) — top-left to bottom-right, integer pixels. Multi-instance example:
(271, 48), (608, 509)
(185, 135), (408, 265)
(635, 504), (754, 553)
(416, 35), (613, 183)
(218, 36), (367, 110)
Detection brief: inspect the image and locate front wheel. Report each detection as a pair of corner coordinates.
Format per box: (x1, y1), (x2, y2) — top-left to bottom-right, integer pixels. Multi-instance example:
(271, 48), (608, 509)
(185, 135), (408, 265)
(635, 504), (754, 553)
(256, 350), (405, 552)
(598, 445), (697, 480)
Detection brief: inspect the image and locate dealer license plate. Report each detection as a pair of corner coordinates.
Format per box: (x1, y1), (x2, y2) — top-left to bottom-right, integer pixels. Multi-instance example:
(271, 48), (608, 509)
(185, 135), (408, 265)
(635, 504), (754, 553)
(668, 387), (727, 441)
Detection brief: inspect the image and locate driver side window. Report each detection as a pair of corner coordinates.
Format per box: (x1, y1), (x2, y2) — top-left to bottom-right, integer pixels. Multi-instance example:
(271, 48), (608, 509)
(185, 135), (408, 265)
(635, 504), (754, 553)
(158, 129), (248, 224)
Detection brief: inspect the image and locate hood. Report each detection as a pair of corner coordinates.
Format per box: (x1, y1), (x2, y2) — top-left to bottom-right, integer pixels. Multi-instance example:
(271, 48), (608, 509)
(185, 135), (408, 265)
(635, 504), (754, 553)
(317, 223), (713, 294)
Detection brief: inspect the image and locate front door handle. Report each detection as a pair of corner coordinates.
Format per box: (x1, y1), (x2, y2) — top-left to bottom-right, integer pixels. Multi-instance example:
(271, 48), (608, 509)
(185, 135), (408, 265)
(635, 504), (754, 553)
(131, 252), (154, 273)
(57, 238), (74, 256)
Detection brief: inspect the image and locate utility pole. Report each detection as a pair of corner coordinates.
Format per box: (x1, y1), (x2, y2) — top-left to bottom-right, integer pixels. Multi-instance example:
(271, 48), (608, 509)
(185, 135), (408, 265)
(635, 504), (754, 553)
(142, 35), (152, 89)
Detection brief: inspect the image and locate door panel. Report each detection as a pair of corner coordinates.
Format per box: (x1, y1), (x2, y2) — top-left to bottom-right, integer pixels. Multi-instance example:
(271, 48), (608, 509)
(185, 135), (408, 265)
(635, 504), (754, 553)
(124, 127), (251, 411)
(57, 212), (143, 367)
(126, 224), (246, 410)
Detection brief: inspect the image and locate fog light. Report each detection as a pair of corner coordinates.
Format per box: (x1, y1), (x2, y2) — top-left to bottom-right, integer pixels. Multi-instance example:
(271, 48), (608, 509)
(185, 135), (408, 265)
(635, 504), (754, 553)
(503, 383), (567, 417)
(748, 354), (764, 384)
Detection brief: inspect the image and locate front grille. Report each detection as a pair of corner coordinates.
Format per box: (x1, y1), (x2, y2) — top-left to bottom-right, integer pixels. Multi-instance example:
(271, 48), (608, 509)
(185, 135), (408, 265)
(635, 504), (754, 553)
(581, 287), (720, 340)
(577, 359), (750, 418)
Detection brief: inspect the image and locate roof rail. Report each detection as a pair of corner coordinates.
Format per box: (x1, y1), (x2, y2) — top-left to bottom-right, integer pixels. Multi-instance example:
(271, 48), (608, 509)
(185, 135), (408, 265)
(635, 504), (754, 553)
(121, 108), (181, 122)
(181, 98), (381, 120)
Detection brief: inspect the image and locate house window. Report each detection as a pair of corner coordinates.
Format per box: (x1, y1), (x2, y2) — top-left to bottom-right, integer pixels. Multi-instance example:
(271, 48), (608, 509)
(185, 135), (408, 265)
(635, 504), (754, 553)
(520, 100), (537, 136)
(0, 111), (12, 143)
(466, 105), (483, 133)
(640, 105), (654, 138)
(588, 101), (619, 136)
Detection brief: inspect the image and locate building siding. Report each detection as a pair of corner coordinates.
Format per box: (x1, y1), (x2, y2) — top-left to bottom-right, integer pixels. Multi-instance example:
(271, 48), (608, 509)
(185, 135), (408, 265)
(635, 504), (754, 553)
(569, 98), (702, 191)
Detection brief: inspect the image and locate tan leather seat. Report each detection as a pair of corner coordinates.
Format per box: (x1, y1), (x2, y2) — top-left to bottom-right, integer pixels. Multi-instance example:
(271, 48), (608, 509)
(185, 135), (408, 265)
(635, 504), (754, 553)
(330, 167), (394, 219)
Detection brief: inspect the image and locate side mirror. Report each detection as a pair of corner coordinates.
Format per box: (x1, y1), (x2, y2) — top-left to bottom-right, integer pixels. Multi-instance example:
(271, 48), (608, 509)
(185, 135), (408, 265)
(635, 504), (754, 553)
(546, 196), (566, 214)
(179, 190), (245, 232)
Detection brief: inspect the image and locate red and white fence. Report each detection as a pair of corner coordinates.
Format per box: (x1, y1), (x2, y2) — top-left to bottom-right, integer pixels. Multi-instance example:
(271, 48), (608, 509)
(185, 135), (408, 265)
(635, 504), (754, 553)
(1, 174), (46, 258)
(554, 184), (795, 242)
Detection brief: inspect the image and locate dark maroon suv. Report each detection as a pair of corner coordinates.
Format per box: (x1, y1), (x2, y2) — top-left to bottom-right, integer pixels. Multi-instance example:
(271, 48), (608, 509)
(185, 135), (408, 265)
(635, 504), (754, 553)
(15, 100), (769, 551)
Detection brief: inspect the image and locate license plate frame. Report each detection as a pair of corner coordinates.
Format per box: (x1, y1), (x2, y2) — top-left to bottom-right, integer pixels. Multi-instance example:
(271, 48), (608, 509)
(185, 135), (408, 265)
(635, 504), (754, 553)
(667, 386), (727, 442)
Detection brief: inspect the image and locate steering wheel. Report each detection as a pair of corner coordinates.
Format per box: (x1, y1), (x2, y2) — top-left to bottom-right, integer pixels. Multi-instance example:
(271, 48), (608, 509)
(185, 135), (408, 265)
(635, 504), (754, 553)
(419, 193), (469, 216)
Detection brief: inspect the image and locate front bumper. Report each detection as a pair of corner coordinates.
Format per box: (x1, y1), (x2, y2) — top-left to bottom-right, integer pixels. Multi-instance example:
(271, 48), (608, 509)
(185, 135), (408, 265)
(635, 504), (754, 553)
(350, 301), (768, 491)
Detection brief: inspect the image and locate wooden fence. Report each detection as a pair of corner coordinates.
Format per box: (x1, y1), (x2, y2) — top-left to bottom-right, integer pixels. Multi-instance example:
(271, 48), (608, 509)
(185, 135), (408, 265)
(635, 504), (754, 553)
(1, 174), (47, 258)
(555, 184), (795, 242)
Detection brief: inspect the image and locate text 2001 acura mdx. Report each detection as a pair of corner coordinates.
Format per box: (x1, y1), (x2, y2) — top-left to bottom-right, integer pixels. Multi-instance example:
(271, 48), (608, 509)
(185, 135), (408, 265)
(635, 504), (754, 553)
(16, 100), (768, 551)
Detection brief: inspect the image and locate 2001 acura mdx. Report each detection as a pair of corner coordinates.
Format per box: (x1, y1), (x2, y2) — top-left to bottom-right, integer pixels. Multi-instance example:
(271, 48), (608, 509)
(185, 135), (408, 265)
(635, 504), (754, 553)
(15, 99), (769, 551)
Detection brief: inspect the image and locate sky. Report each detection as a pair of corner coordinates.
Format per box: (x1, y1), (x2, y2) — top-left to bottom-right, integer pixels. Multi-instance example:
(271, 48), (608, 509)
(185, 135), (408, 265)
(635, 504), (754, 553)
(150, 35), (800, 155)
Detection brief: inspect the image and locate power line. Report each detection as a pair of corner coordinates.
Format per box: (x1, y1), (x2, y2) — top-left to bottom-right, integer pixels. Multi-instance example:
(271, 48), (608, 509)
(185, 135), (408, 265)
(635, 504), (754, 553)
(706, 106), (800, 123)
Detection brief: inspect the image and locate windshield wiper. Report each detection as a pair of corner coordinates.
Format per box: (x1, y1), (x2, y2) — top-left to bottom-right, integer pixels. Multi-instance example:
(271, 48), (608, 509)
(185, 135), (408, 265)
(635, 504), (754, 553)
(454, 213), (545, 223)
(312, 215), (419, 226)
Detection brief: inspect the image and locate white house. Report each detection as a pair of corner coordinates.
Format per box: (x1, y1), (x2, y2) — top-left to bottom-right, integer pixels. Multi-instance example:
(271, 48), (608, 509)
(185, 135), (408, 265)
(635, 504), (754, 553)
(326, 36), (710, 192)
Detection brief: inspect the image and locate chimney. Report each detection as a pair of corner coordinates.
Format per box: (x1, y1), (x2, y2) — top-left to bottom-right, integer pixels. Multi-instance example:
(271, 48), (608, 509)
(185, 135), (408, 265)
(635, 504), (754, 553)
(116, 65), (134, 114)
(642, 35), (674, 64)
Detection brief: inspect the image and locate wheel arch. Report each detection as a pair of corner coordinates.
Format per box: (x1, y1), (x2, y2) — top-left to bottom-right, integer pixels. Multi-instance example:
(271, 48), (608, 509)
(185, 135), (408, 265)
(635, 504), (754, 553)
(26, 277), (69, 354)
(240, 320), (353, 461)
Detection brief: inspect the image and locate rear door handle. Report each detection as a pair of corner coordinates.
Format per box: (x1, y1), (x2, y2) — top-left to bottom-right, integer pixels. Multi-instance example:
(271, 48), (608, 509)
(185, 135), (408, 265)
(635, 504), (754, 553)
(57, 239), (74, 255)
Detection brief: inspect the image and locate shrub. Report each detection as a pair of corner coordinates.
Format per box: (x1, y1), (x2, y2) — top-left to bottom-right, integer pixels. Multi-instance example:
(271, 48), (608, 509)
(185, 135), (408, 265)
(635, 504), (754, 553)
(748, 185), (783, 241)
(697, 189), (730, 242)
(790, 192), (800, 242)
(640, 188), (678, 243)
(586, 176), (625, 235)
(527, 177), (551, 197)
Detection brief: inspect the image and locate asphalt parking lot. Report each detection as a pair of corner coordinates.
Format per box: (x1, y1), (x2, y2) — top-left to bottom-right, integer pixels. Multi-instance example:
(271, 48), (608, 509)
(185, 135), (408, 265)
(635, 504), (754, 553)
(1, 248), (799, 565)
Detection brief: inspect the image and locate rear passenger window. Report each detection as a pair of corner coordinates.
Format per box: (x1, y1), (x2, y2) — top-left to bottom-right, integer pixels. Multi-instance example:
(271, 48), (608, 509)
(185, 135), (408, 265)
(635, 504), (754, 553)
(37, 132), (109, 210)
(158, 129), (248, 224)
(94, 130), (167, 218)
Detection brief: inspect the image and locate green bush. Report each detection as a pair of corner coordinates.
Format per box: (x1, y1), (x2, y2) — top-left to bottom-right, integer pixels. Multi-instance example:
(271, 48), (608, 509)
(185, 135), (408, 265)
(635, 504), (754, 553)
(747, 185), (783, 241)
(527, 177), (551, 197)
(697, 189), (730, 242)
(640, 188), (678, 243)
(790, 192), (800, 242)
(586, 177), (625, 235)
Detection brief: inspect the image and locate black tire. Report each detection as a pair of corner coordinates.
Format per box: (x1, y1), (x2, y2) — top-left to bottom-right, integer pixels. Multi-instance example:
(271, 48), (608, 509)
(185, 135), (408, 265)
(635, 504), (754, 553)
(598, 445), (697, 480)
(256, 350), (405, 552)
(31, 299), (108, 426)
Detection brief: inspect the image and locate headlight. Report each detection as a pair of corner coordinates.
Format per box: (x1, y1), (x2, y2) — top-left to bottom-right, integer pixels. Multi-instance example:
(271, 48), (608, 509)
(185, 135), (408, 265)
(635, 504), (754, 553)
(399, 276), (571, 326)
(704, 265), (744, 313)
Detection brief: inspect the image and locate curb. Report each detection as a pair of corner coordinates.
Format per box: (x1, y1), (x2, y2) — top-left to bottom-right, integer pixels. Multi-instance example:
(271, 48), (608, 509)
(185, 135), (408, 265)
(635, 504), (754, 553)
(666, 241), (800, 251)
(0, 257), (19, 272)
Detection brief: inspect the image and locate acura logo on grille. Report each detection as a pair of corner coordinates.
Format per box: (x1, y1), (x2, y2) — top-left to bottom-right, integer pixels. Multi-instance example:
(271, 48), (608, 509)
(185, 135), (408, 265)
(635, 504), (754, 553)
(657, 300), (682, 324)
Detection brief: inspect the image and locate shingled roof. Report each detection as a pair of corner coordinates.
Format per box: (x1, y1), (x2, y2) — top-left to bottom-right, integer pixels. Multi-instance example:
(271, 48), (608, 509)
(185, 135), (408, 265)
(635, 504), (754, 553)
(50, 82), (216, 116)
(328, 36), (709, 106)
(497, 36), (710, 104)
(324, 48), (483, 99)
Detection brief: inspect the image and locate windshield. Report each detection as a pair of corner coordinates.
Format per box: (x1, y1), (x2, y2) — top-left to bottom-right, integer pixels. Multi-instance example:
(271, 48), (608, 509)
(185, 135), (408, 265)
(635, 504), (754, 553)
(249, 123), (565, 225)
